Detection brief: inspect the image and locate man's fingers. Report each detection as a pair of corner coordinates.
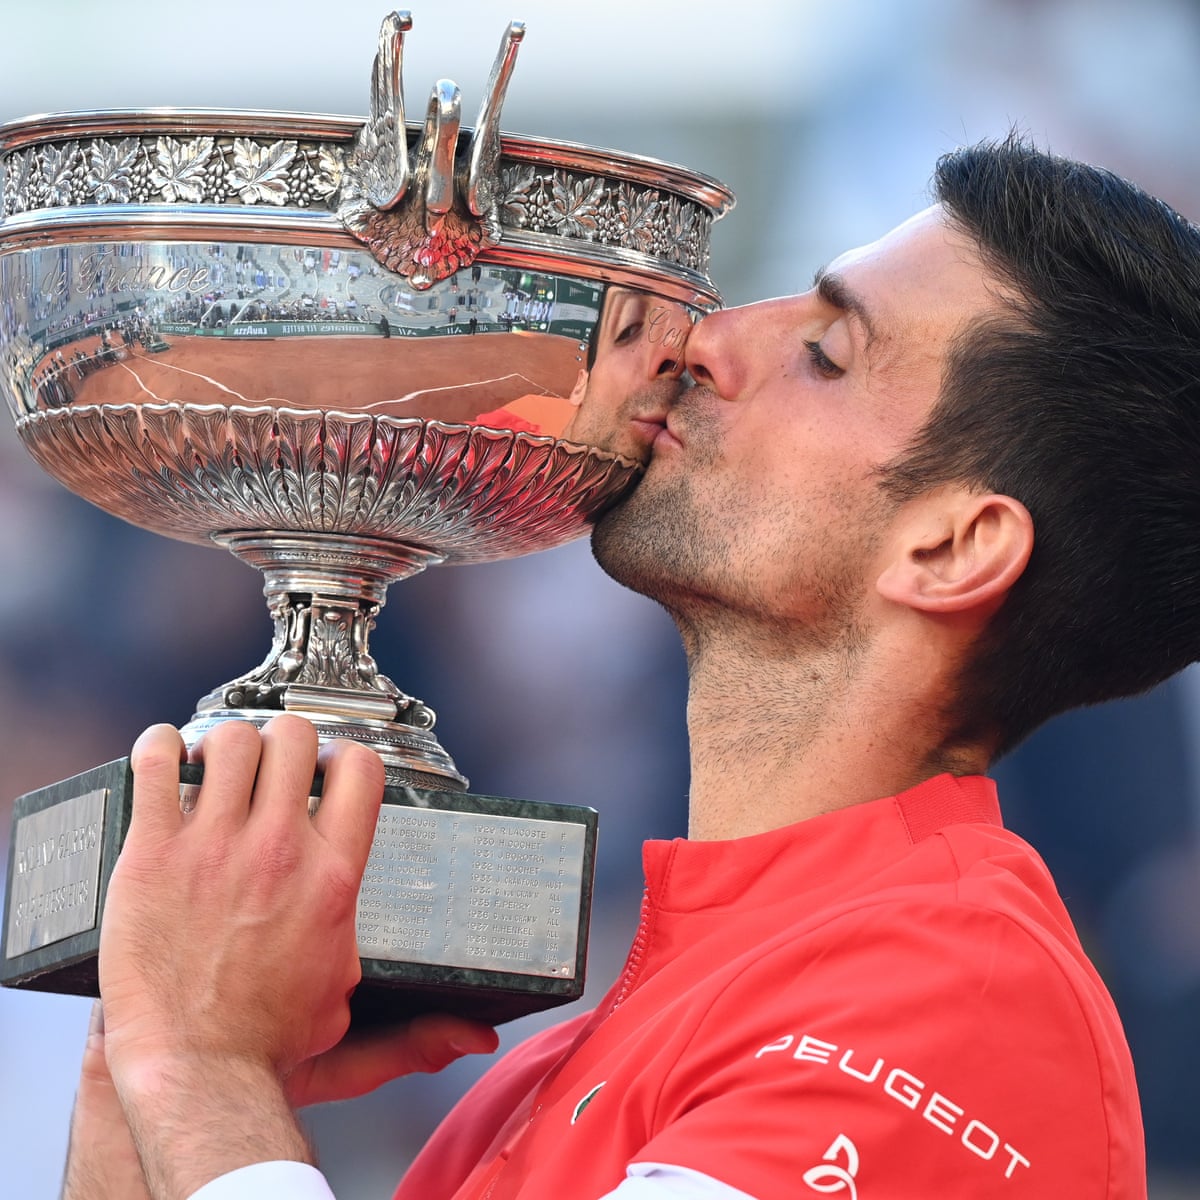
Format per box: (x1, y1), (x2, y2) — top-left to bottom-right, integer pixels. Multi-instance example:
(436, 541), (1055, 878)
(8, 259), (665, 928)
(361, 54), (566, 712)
(186, 720), (264, 832)
(127, 724), (188, 843)
(251, 714), (321, 826)
(404, 1013), (500, 1065)
(286, 1015), (499, 1106)
(312, 738), (385, 870)
(87, 997), (105, 1038)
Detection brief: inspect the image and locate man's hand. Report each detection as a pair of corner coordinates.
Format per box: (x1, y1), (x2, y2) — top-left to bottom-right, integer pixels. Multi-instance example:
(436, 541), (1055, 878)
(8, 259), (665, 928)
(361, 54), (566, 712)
(96, 715), (383, 1198)
(285, 1013), (499, 1108)
(64, 717), (498, 1198)
(63, 1005), (498, 1199)
(100, 716), (380, 1078)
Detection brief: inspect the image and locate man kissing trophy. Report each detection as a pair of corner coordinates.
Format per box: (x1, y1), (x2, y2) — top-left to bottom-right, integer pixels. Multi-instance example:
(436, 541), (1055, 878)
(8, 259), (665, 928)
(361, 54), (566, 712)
(0, 13), (733, 1024)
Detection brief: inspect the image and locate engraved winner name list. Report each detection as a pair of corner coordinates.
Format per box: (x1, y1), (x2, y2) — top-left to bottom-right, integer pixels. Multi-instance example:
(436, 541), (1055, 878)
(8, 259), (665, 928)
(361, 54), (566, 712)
(357, 806), (588, 977)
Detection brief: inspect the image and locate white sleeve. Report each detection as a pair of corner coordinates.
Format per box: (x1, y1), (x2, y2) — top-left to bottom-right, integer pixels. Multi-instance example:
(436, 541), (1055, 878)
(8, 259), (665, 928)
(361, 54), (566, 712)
(599, 1162), (759, 1200)
(184, 1157), (746, 1200)
(188, 1160), (336, 1200)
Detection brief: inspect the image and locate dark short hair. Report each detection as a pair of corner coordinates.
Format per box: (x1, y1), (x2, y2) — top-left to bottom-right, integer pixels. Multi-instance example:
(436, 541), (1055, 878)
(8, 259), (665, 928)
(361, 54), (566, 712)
(879, 136), (1200, 756)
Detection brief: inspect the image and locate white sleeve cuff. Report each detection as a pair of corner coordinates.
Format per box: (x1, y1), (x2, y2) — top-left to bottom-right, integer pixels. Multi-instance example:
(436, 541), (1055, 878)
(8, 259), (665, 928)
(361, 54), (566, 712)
(188, 1160), (336, 1200)
(600, 1162), (759, 1200)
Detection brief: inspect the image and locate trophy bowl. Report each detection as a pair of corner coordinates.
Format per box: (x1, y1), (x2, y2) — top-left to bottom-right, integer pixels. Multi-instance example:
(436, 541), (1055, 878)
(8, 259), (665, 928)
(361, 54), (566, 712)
(0, 14), (733, 1023)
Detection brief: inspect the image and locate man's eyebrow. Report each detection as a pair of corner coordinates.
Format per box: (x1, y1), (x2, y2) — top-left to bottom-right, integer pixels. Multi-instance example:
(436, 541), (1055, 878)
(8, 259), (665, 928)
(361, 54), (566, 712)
(812, 267), (878, 354)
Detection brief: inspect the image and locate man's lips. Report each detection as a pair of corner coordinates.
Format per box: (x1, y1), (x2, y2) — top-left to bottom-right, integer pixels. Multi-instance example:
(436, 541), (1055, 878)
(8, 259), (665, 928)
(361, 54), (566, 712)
(624, 379), (693, 457)
(618, 410), (682, 460)
(629, 415), (668, 443)
(647, 382), (708, 452)
(652, 420), (682, 450)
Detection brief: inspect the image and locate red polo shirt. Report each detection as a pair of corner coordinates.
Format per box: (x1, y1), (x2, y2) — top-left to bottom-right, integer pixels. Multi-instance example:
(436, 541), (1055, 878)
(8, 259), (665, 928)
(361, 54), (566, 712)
(396, 774), (1145, 1199)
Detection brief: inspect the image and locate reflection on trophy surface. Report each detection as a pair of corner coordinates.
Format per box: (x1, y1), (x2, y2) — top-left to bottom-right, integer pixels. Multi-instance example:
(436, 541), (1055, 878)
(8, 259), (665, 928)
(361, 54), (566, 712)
(0, 12), (733, 1022)
(561, 287), (692, 460)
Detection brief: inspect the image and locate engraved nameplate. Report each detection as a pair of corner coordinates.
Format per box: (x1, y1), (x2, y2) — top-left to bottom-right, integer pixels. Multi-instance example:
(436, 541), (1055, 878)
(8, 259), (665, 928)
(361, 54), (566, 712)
(356, 807), (587, 977)
(5, 788), (106, 959)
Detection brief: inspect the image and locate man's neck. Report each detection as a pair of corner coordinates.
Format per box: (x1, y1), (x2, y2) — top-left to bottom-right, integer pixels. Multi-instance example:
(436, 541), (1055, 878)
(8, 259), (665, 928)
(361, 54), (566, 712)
(680, 619), (989, 841)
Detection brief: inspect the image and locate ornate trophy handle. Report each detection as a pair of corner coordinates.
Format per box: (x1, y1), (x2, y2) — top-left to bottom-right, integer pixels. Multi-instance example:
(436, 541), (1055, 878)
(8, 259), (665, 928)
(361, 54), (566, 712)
(339, 12), (525, 287)
(463, 21), (526, 219)
(359, 10), (411, 212)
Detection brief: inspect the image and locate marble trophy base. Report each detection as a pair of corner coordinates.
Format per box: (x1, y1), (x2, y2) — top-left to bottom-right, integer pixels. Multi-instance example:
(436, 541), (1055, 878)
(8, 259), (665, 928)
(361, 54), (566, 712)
(1, 759), (597, 1026)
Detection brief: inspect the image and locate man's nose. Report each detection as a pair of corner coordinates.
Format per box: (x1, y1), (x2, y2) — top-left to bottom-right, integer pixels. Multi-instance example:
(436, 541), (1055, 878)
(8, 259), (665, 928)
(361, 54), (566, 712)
(683, 305), (750, 398)
(650, 344), (686, 379)
(642, 306), (691, 380)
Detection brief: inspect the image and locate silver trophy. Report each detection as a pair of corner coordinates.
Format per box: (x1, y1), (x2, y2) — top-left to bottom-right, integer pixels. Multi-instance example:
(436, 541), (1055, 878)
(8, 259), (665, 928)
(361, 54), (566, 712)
(0, 14), (733, 1022)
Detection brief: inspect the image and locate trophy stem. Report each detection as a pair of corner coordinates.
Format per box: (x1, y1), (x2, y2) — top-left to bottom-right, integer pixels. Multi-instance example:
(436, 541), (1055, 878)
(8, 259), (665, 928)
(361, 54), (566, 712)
(182, 529), (468, 790)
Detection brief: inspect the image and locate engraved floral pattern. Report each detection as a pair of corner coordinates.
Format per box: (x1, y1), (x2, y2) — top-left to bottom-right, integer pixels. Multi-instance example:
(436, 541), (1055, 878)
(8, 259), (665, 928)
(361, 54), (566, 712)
(298, 607), (357, 688)
(313, 147), (343, 195)
(499, 166), (553, 229)
(652, 195), (684, 256)
(497, 164), (711, 270)
(85, 137), (140, 204)
(41, 141), (80, 206)
(150, 135), (214, 203)
(551, 174), (605, 239)
(1, 134), (718, 272)
(17, 406), (640, 563)
(2, 148), (35, 217)
(228, 137), (297, 205)
(616, 181), (661, 253)
(673, 199), (706, 268)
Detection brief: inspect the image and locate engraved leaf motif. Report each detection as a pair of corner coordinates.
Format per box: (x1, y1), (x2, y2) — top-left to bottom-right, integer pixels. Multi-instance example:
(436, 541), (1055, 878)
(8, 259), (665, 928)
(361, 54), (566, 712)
(3, 149), (35, 215)
(311, 147), (344, 197)
(226, 407), (296, 530)
(274, 410), (327, 526)
(650, 195), (684, 256)
(150, 136), (214, 203)
(669, 201), (701, 265)
(228, 138), (298, 205)
(552, 174), (606, 238)
(86, 137), (139, 204)
(41, 141), (80, 206)
(499, 166), (550, 228)
(618, 182), (661, 253)
(300, 610), (357, 688)
(320, 414), (374, 528)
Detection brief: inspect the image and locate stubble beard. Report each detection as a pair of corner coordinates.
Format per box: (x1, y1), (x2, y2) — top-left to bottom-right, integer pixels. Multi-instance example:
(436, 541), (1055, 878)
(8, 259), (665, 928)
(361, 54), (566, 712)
(593, 467), (870, 650)
(592, 464), (716, 618)
(591, 389), (728, 621)
(592, 426), (890, 669)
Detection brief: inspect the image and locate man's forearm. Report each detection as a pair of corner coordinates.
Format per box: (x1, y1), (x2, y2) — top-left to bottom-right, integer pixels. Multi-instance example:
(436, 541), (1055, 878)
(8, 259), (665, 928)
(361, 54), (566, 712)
(62, 1006), (149, 1200)
(62, 1081), (149, 1200)
(113, 1052), (314, 1200)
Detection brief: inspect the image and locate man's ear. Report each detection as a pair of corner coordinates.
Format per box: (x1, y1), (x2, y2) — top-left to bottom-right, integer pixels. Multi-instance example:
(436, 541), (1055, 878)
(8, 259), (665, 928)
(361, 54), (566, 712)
(568, 368), (589, 407)
(876, 491), (1034, 615)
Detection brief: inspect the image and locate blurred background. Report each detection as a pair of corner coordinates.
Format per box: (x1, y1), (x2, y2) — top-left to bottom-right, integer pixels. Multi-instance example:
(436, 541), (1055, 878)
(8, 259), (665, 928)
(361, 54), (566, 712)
(1, 0), (1198, 1195)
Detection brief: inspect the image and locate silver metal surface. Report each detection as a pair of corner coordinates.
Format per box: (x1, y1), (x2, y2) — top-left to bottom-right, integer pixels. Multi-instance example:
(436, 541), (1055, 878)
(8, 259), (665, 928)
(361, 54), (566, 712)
(0, 13), (733, 785)
(5, 788), (105, 959)
(357, 806), (587, 977)
(0, 122), (731, 302)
